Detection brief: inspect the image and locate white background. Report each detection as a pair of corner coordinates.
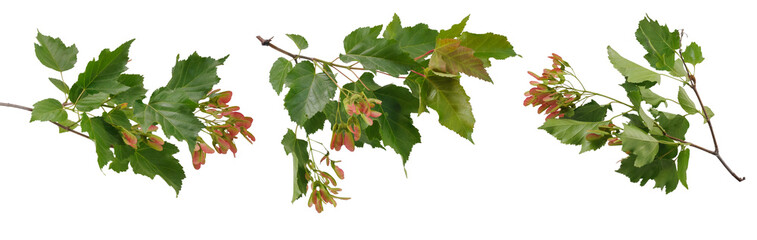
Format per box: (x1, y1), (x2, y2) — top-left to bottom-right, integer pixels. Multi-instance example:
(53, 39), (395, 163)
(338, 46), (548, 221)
(1, 0), (755, 239)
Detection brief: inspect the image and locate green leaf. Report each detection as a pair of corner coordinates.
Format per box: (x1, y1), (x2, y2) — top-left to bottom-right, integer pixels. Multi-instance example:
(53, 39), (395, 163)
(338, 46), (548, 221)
(133, 90), (203, 147)
(34, 31), (78, 72)
(438, 15), (469, 39)
(638, 108), (662, 136)
(164, 53), (228, 102)
(677, 86), (698, 115)
(375, 84), (419, 116)
(110, 74), (147, 106)
(607, 46), (660, 84)
(670, 59), (687, 77)
(682, 42), (704, 65)
(48, 78), (70, 94)
(639, 87), (666, 108)
(69, 39), (133, 111)
(30, 98), (67, 122)
(269, 57), (292, 95)
(114, 142), (185, 196)
(80, 115), (123, 169)
(286, 34), (309, 50)
(702, 106), (714, 123)
(677, 148), (690, 189)
(340, 25), (418, 77)
(429, 39), (491, 82)
(654, 111), (689, 140)
(281, 129), (309, 202)
(283, 61), (337, 125)
(539, 119), (607, 147)
(383, 14), (402, 40)
(104, 109), (132, 130)
(392, 24), (439, 59)
(420, 73), (474, 141)
(620, 82), (642, 107)
(459, 32), (517, 63)
(57, 119), (78, 133)
(635, 16), (681, 71)
(616, 154), (679, 194)
(620, 124), (660, 167)
(375, 88), (421, 164)
(567, 100), (610, 122)
(303, 112), (326, 135)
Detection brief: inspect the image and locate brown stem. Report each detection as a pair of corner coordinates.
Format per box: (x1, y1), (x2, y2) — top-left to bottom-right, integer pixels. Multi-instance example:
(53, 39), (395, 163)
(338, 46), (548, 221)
(0, 102), (90, 139)
(256, 35), (394, 77)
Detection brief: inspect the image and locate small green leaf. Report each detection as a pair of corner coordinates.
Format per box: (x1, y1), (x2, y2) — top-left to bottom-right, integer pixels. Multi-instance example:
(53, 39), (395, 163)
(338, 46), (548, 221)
(620, 124), (660, 167)
(620, 82), (642, 108)
(702, 106), (714, 123)
(607, 46), (660, 84)
(69, 39), (133, 111)
(677, 148), (690, 189)
(114, 142), (186, 196)
(104, 109), (132, 130)
(459, 32), (517, 63)
(283, 61), (337, 125)
(302, 112), (326, 135)
(30, 98), (67, 122)
(430, 39), (491, 82)
(677, 86), (698, 115)
(57, 119), (78, 133)
(438, 15), (469, 39)
(638, 108), (662, 136)
(282, 129), (309, 202)
(34, 31), (78, 72)
(670, 59), (687, 77)
(567, 100), (610, 122)
(420, 73), (475, 142)
(269, 57), (292, 95)
(635, 16), (681, 71)
(340, 25), (419, 77)
(286, 34), (309, 50)
(654, 111), (689, 140)
(48, 78), (70, 94)
(682, 42), (704, 65)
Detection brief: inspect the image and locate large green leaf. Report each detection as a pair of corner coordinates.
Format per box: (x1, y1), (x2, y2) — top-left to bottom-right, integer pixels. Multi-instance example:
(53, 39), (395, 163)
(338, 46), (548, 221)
(388, 22), (438, 59)
(635, 16), (681, 71)
(616, 153), (679, 194)
(607, 46), (660, 84)
(34, 31), (78, 72)
(286, 34), (308, 50)
(459, 32), (517, 65)
(283, 61), (337, 125)
(164, 53), (228, 102)
(114, 142), (185, 196)
(375, 87), (421, 164)
(566, 100), (610, 122)
(269, 57), (292, 95)
(539, 119), (608, 151)
(30, 98), (67, 122)
(438, 15), (469, 39)
(81, 115), (123, 169)
(340, 25), (418, 77)
(110, 74), (147, 106)
(133, 89), (203, 147)
(69, 39), (133, 111)
(620, 124), (659, 167)
(281, 129), (309, 202)
(420, 73), (475, 142)
(682, 42), (704, 65)
(429, 39), (491, 82)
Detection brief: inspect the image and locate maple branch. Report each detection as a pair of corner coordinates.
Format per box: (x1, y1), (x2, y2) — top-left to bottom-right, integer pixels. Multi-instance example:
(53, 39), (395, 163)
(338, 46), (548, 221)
(0, 102), (90, 139)
(672, 50), (744, 182)
(256, 35), (394, 78)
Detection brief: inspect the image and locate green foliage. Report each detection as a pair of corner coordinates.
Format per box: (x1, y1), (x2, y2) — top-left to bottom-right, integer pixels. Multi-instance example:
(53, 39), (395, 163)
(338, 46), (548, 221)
(69, 39), (133, 111)
(635, 16), (681, 72)
(682, 42), (704, 65)
(263, 14), (514, 211)
(539, 119), (608, 147)
(286, 34), (309, 50)
(48, 78), (70, 94)
(114, 142), (185, 195)
(607, 46), (660, 84)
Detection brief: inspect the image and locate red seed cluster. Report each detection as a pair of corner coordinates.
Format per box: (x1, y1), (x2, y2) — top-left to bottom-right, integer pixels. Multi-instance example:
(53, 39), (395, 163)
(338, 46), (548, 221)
(524, 54), (578, 120)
